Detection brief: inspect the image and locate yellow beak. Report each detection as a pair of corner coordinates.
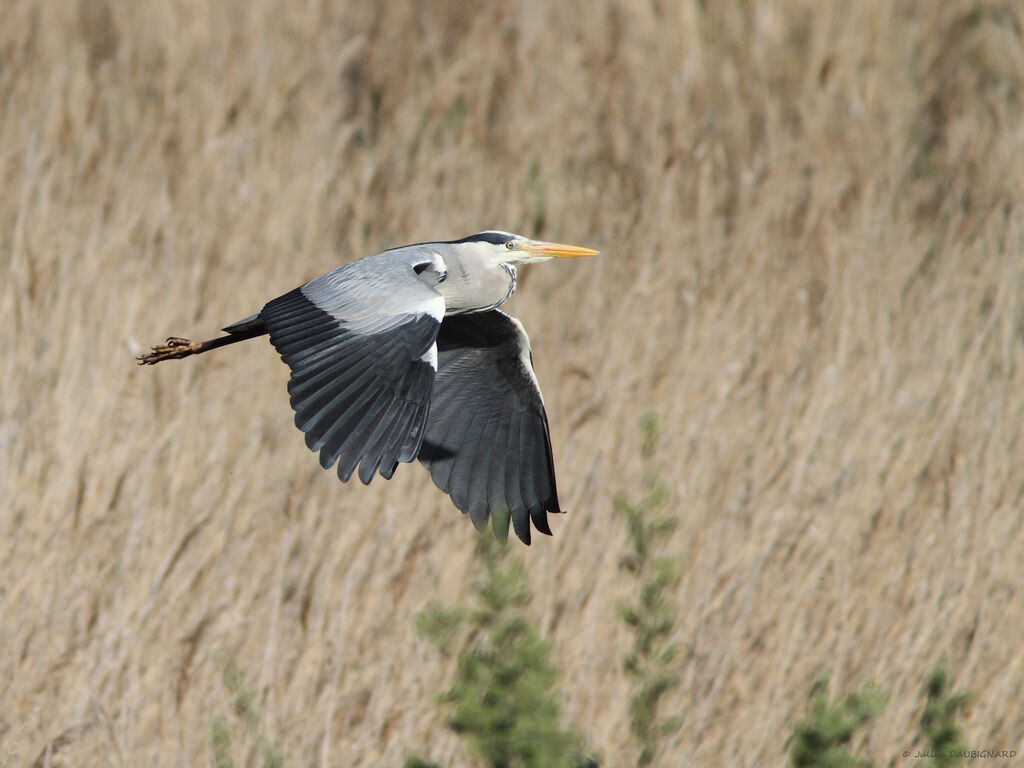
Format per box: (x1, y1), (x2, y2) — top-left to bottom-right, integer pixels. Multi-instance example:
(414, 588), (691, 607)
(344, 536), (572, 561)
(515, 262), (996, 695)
(521, 240), (599, 258)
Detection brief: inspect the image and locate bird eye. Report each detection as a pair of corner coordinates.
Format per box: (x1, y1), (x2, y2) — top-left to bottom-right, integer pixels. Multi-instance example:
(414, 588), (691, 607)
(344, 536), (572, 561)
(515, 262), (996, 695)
(505, 241), (515, 250)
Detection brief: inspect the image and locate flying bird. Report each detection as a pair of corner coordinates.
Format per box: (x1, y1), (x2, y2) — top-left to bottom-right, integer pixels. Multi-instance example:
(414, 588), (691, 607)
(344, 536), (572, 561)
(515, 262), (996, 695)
(138, 231), (598, 544)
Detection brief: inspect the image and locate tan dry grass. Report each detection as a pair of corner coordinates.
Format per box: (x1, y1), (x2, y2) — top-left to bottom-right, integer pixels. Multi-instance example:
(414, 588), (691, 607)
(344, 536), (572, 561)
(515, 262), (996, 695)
(3, 1), (1024, 765)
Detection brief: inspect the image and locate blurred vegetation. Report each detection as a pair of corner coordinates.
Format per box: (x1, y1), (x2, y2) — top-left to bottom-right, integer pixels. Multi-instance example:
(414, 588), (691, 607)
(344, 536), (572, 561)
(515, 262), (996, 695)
(399, 756), (443, 768)
(4, 1), (1024, 765)
(417, 536), (598, 768)
(788, 676), (886, 768)
(787, 669), (974, 768)
(614, 415), (682, 766)
(918, 667), (970, 768)
(209, 653), (288, 768)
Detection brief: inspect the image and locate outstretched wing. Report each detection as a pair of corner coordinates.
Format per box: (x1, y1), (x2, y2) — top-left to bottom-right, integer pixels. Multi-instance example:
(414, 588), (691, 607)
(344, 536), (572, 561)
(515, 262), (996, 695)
(260, 253), (446, 485)
(417, 309), (561, 544)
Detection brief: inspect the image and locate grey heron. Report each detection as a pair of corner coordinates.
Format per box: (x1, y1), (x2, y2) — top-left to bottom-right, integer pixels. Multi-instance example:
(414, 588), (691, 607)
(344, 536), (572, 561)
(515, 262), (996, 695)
(138, 231), (598, 544)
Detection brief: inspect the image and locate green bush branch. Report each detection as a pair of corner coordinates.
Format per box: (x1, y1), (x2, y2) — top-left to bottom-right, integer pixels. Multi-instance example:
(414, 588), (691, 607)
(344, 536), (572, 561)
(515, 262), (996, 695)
(615, 413), (683, 767)
(417, 535), (598, 768)
(918, 667), (970, 767)
(789, 677), (886, 768)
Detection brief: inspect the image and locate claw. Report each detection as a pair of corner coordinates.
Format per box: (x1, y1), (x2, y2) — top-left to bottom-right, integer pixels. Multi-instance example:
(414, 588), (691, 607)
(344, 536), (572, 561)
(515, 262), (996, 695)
(136, 329), (253, 366)
(137, 337), (199, 365)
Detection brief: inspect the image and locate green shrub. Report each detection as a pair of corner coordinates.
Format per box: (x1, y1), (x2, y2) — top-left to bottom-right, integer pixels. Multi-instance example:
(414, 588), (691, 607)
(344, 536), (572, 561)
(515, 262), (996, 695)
(615, 413), (683, 766)
(789, 677), (886, 768)
(417, 535), (597, 768)
(918, 667), (969, 767)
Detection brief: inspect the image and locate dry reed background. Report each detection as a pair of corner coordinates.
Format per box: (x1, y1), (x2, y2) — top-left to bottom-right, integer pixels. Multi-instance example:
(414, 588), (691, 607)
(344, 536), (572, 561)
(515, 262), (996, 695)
(3, 1), (1024, 765)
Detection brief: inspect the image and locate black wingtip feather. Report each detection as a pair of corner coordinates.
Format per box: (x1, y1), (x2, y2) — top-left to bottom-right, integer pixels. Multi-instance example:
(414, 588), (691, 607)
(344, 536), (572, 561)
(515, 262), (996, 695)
(510, 507), (531, 545)
(530, 507), (553, 536)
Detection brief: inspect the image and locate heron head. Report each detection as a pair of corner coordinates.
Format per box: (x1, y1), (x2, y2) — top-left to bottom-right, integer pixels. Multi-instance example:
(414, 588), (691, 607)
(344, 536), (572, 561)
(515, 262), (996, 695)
(458, 231), (599, 265)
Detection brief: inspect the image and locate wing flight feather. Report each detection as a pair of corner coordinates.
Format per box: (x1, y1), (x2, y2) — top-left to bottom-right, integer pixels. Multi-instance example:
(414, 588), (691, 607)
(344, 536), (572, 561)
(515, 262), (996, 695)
(418, 309), (562, 544)
(260, 254), (445, 484)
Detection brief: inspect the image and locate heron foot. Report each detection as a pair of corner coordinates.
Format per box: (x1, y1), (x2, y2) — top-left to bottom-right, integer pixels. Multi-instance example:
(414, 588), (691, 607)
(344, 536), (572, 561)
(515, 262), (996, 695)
(137, 337), (200, 365)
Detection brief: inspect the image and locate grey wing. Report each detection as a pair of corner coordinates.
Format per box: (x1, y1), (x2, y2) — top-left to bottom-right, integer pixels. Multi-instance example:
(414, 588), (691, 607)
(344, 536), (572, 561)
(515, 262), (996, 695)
(260, 253), (446, 485)
(417, 309), (561, 544)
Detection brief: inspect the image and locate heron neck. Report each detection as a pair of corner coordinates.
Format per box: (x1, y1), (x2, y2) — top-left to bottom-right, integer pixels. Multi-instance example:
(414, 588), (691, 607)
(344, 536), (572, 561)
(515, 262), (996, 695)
(439, 259), (517, 315)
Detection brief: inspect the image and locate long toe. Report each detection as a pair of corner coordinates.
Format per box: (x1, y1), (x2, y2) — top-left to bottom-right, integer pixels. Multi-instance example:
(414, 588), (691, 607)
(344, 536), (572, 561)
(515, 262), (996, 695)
(137, 338), (198, 365)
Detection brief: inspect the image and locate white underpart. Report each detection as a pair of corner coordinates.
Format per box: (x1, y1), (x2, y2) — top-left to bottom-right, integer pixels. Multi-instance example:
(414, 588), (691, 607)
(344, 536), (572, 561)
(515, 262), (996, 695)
(421, 343), (438, 370)
(414, 293), (446, 323)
